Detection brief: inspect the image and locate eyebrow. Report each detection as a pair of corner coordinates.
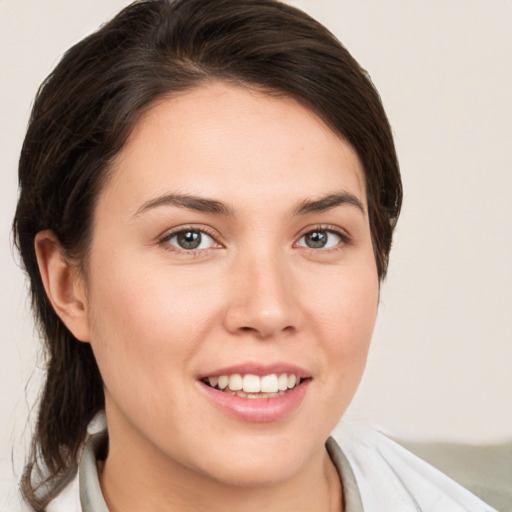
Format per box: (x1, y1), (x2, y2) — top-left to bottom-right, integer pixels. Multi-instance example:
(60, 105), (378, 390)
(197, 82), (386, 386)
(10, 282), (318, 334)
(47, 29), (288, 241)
(292, 192), (365, 216)
(134, 193), (235, 217)
(134, 190), (365, 218)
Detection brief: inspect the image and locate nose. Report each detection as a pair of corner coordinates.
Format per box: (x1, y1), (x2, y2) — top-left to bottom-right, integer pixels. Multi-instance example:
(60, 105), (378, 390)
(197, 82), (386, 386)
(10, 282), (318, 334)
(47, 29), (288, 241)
(223, 252), (302, 339)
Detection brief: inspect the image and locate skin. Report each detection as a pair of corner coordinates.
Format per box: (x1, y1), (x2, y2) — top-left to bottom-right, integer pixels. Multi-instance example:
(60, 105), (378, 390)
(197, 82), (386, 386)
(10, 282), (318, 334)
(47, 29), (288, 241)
(36, 82), (379, 511)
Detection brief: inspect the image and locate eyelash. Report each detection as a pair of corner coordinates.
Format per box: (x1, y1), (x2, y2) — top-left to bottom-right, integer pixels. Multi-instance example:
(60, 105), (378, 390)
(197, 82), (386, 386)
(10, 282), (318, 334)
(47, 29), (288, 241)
(158, 225), (221, 255)
(295, 224), (352, 252)
(158, 224), (351, 254)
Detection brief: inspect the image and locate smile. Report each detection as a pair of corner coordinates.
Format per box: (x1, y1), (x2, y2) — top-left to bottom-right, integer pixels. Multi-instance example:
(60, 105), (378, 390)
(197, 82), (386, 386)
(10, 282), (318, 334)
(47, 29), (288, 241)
(202, 373), (302, 399)
(198, 366), (311, 422)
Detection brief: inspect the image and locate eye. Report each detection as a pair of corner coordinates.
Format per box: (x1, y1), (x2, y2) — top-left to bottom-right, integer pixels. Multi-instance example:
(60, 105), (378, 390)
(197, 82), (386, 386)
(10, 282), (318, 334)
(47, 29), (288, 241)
(296, 228), (343, 249)
(162, 228), (217, 251)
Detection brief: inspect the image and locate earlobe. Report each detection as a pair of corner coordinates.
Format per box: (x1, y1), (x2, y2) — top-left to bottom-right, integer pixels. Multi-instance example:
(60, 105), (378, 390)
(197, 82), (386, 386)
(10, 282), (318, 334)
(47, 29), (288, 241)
(34, 230), (91, 342)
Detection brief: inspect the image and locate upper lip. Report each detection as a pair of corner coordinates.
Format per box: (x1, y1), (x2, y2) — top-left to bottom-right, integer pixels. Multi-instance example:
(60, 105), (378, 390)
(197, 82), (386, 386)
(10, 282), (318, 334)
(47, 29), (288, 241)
(198, 362), (312, 380)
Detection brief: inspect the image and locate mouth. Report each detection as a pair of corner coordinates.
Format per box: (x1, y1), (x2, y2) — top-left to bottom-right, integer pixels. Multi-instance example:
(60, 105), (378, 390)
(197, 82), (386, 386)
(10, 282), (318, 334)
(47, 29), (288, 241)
(197, 364), (312, 421)
(200, 372), (306, 399)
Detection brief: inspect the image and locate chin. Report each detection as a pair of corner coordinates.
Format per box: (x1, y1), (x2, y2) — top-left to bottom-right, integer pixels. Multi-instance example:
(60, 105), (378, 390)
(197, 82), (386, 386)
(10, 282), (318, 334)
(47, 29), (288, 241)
(185, 431), (319, 489)
(200, 455), (306, 489)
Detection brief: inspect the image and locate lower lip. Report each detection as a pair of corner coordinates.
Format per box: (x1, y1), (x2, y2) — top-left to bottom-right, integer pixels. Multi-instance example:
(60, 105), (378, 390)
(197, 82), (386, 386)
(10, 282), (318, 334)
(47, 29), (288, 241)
(198, 380), (310, 423)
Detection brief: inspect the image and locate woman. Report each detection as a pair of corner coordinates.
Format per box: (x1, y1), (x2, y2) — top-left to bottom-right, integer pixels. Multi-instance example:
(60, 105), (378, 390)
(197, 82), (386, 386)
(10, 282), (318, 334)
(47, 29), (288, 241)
(12, 0), (497, 510)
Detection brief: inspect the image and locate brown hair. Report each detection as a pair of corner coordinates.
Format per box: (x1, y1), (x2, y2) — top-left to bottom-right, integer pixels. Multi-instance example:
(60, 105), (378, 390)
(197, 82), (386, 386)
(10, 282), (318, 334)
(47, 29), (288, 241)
(13, 0), (401, 508)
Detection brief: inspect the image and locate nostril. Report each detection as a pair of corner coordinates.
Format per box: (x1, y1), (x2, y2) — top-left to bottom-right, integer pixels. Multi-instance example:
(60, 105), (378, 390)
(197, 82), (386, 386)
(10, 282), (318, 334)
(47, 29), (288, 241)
(237, 324), (295, 338)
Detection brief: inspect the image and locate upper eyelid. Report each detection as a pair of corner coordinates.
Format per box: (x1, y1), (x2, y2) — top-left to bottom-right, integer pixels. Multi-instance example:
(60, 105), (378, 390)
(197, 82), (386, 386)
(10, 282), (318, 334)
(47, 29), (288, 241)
(159, 224), (221, 242)
(295, 224), (351, 240)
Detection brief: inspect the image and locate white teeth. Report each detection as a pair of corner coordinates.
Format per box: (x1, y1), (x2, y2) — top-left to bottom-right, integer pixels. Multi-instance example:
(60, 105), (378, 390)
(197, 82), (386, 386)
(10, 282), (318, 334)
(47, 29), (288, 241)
(260, 374), (278, 393)
(242, 374), (261, 393)
(287, 374), (297, 389)
(206, 372), (303, 395)
(228, 374), (243, 391)
(218, 375), (229, 389)
(277, 373), (288, 391)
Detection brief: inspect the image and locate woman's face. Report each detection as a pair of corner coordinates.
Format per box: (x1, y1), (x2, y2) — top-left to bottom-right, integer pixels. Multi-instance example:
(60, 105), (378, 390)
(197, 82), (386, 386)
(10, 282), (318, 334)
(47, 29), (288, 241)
(82, 82), (379, 487)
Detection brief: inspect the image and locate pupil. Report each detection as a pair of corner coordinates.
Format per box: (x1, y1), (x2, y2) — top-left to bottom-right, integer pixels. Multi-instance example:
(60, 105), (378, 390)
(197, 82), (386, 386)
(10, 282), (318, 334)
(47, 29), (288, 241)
(305, 230), (327, 248)
(177, 230), (201, 249)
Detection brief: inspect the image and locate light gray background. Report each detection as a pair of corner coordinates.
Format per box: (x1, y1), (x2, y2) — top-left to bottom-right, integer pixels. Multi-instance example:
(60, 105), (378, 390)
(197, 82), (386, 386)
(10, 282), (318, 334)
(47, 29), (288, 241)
(1, 0), (511, 496)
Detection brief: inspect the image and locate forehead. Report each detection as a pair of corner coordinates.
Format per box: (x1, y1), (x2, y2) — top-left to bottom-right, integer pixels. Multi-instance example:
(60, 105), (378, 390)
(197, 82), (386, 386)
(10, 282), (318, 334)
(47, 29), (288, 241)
(103, 81), (366, 215)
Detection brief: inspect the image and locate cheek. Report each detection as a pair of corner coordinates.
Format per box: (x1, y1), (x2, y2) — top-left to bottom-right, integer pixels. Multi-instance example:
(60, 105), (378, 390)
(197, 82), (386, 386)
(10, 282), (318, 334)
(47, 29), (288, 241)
(83, 255), (219, 388)
(306, 263), (379, 384)
(84, 252), (240, 405)
(88, 250), (215, 330)
(310, 261), (378, 337)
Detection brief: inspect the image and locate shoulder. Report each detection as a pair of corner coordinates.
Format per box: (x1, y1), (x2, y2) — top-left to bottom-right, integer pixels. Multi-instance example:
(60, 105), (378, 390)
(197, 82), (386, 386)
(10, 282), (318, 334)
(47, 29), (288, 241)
(330, 421), (498, 512)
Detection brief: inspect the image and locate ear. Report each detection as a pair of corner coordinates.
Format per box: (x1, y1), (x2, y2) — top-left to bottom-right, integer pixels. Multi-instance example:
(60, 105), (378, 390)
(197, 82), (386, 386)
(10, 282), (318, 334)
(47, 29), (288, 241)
(34, 230), (90, 342)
